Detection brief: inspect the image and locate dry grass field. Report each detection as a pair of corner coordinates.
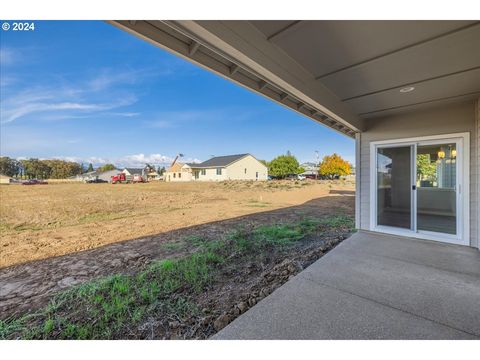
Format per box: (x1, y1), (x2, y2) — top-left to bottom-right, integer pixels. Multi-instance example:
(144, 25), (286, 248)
(0, 180), (354, 268)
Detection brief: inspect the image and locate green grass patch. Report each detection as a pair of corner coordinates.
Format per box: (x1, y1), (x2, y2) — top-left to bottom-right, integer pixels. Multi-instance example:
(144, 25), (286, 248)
(319, 214), (354, 229)
(0, 316), (29, 339)
(1, 250), (223, 340)
(0, 214), (354, 340)
(229, 218), (319, 253)
(183, 235), (207, 246)
(161, 242), (185, 251)
(229, 216), (353, 254)
(78, 211), (129, 224)
(0, 222), (46, 232)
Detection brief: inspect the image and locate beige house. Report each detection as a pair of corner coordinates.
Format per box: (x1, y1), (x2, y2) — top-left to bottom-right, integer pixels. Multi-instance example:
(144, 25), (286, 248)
(113, 20), (479, 250)
(164, 162), (192, 182)
(165, 154), (267, 182)
(0, 174), (14, 184)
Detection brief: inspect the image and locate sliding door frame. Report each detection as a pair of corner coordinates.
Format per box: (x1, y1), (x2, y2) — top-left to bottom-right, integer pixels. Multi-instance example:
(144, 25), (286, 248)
(369, 132), (470, 246)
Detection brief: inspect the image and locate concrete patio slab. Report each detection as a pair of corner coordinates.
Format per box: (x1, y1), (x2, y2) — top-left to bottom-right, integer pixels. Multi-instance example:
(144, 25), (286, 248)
(213, 231), (480, 339)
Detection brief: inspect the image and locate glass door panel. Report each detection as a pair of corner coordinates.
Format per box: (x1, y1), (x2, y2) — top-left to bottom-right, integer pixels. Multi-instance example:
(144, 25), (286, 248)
(377, 146), (412, 229)
(416, 143), (457, 234)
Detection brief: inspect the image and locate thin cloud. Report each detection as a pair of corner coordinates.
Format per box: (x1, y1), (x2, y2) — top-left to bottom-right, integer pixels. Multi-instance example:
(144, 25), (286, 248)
(34, 153), (203, 168)
(146, 120), (173, 129)
(143, 109), (227, 129)
(0, 48), (15, 66)
(1, 79), (138, 124)
(106, 112), (140, 117)
(86, 67), (173, 92)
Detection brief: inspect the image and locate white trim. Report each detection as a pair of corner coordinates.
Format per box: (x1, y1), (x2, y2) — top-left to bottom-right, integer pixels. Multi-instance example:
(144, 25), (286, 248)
(369, 132), (470, 146)
(355, 132), (361, 229)
(477, 98), (480, 250)
(476, 97), (480, 250)
(369, 132), (470, 247)
(412, 144), (417, 233)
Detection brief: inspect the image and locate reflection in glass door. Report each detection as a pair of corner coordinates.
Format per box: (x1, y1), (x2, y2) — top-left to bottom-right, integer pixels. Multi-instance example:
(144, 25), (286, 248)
(376, 146), (412, 229)
(416, 143), (457, 234)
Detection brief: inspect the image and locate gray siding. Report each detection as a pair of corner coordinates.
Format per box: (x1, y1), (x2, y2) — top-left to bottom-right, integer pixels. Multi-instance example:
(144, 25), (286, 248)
(475, 99), (480, 248)
(357, 100), (479, 248)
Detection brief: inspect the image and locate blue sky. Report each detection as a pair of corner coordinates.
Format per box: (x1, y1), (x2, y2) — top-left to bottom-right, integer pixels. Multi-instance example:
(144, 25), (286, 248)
(0, 21), (354, 167)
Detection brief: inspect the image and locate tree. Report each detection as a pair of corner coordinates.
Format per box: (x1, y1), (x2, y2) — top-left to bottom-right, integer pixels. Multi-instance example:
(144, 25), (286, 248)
(157, 166), (166, 176)
(87, 163), (94, 172)
(417, 154), (437, 183)
(0, 157), (20, 177)
(97, 163), (116, 172)
(43, 159), (82, 178)
(16, 158), (82, 179)
(318, 153), (351, 179)
(268, 154), (303, 178)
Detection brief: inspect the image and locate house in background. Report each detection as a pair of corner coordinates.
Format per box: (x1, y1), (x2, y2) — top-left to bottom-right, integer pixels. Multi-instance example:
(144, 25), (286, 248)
(0, 174), (15, 184)
(113, 20), (479, 250)
(122, 168), (144, 177)
(122, 166), (161, 181)
(164, 162), (192, 182)
(145, 170), (160, 181)
(300, 162), (319, 179)
(165, 154), (268, 182)
(72, 169), (119, 182)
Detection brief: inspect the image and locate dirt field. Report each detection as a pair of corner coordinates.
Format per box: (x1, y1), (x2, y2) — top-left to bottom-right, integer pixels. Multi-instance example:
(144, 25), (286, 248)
(0, 180), (354, 268)
(0, 180), (355, 339)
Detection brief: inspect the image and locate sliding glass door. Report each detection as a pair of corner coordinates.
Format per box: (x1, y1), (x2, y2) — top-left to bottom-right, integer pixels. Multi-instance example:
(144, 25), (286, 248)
(376, 146), (413, 229)
(416, 142), (457, 235)
(374, 137), (463, 242)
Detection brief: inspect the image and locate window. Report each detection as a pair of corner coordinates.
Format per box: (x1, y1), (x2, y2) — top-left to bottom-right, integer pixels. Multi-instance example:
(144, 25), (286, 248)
(201, 169), (206, 175)
(178, 173), (181, 178)
(216, 168), (222, 175)
(173, 173), (176, 178)
(244, 168), (247, 174)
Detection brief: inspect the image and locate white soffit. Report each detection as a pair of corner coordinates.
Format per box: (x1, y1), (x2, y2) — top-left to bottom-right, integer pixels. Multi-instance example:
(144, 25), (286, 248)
(110, 20), (480, 134)
(250, 20), (480, 119)
(109, 20), (363, 138)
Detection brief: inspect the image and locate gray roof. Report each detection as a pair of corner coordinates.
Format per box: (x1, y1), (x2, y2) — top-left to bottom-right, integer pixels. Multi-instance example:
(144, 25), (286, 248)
(70, 169), (120, 179)
(123, 168), (144, 175)
(190, 154), (250, 168)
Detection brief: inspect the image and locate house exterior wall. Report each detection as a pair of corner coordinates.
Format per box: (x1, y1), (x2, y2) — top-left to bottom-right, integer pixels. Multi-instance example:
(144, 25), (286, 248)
(357, 100), (479, 248)
(224, 155), (268, 180)
(191, 167), (228, 181)
(0, 176), (13, 184)
(164, 171), (192, 182)
(189, 155), (268, 181)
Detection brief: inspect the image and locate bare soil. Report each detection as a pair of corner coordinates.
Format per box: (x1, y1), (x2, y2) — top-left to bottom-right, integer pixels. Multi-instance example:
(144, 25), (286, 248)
(0, 180), (355, 339)
(1, 180), (353, 268)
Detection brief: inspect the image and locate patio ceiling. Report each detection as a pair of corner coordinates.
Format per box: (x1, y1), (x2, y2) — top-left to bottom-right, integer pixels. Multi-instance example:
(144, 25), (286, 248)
(110, 20), (480, 137)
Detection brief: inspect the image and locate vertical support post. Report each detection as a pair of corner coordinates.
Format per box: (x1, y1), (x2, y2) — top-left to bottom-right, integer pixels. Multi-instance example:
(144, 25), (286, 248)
(355, 132), (361, 230)
(476, 98), (480, 249)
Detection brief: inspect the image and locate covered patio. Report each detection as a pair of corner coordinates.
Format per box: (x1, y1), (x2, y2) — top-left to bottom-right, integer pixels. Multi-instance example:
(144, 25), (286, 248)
(111, 20), (479, 250)
(109, 20), (480, 339)
(213, 231), (480, 339)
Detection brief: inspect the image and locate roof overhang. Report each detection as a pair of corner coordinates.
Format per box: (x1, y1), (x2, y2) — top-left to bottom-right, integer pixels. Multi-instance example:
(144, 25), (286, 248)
(109, 20), (480, 138)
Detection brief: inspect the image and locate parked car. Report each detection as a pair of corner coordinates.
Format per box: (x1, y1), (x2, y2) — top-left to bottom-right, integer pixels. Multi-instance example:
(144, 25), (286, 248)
(85, 178), (108, 184)
(22, 179), (48, 185)
(285, 174), (306, 180)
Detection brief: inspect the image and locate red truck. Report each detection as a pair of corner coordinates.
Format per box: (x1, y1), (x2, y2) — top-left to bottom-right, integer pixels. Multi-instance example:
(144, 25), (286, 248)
(111, 173), (145, 184)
